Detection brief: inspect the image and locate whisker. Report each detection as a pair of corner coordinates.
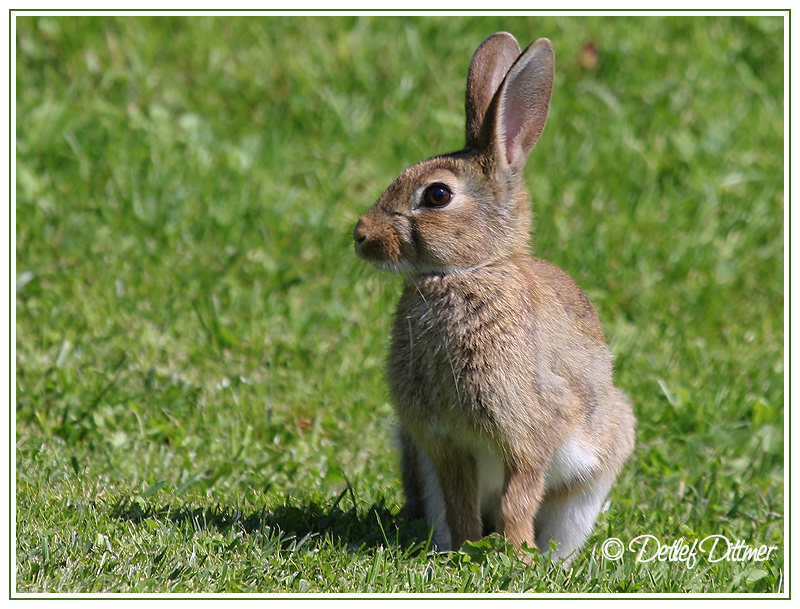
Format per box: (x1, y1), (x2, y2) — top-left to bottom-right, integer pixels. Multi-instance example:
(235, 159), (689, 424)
(361, 256), (464, 410)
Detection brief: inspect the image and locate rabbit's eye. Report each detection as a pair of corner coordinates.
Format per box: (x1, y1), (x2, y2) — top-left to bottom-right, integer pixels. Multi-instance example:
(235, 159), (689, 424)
(421, 183), (453, 208)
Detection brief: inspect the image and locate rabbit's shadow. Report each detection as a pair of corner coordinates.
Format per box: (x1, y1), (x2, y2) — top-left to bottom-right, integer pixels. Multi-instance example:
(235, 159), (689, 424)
(112, 492), (431, 554)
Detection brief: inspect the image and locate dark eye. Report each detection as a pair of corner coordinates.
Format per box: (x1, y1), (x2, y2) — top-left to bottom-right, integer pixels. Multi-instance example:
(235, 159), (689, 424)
(421, 183), (453, 208)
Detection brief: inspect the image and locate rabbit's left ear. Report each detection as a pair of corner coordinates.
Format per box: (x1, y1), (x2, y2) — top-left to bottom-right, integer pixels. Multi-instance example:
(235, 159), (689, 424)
(492, 38), (555, 169)
(465, 32), (521, 149)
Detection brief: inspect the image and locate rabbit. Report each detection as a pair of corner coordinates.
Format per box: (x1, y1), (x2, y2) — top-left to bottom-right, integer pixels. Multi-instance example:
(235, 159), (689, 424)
(353, 32), (635, 564)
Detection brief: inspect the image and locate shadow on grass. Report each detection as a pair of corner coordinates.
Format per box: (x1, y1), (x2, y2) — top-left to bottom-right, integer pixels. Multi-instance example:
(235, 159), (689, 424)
(112, 489), (432, 555)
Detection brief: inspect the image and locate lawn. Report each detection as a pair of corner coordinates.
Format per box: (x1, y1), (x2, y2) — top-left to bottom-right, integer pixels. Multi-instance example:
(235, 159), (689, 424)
(14, 13), (784, 594)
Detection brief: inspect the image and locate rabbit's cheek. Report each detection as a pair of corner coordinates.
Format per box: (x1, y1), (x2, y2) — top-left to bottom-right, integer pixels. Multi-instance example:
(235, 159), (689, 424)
(418, 213), (487, 269)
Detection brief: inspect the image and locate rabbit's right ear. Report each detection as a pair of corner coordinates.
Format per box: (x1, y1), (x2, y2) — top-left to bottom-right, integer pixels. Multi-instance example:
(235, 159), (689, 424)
(491, 38), (555, 169)
(465, 32), (521, 148)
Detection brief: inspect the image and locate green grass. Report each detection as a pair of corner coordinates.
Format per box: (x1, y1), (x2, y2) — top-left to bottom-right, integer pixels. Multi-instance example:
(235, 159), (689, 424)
(15, 14), (784, 594)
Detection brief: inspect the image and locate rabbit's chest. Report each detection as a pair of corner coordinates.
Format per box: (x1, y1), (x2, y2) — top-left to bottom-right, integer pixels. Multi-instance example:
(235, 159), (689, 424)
(387, 276), (530, 429)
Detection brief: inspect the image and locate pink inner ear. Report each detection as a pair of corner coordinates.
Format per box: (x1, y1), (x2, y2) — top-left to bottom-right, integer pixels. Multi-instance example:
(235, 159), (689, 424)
(503, 88), (527, 165)
(500, 59), (551, 167)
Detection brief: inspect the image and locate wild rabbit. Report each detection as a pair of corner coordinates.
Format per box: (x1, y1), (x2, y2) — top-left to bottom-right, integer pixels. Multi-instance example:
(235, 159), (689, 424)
(353, 32), (635, 564)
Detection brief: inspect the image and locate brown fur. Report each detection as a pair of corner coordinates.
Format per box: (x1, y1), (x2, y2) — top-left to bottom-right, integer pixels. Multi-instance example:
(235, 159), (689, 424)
(353, 33), (635, 563)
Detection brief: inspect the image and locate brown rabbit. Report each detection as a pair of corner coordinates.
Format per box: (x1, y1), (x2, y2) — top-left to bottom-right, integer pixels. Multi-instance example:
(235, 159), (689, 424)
(353, 32), (635, 564)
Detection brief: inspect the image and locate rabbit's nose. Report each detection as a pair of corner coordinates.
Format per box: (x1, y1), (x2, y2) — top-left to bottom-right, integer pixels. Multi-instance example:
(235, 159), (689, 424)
(353, 217), (375, 260)
(353, 216), (396, 263)
(353, 216), (373, 245)
(353, 217), (368, 244)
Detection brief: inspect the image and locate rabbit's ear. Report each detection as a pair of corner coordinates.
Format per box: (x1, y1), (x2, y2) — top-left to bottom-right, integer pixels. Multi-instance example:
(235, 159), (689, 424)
(492, 38), (554, 169)
(465, 32), (521, 148)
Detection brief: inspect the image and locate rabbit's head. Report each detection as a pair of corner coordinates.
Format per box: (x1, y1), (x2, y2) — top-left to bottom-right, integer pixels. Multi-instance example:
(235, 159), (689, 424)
(354, 33), (554, 275)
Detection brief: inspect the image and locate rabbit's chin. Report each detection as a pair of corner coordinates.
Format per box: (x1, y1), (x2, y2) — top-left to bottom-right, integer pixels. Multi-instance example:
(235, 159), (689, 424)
(371, 258), (486, 278)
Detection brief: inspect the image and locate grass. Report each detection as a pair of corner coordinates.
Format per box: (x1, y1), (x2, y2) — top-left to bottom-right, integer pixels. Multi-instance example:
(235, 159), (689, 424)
(14, 13), (784, 594)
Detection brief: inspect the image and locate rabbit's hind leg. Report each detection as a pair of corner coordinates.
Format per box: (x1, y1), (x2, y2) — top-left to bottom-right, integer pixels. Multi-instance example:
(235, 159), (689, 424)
(534, 472), (615, 565)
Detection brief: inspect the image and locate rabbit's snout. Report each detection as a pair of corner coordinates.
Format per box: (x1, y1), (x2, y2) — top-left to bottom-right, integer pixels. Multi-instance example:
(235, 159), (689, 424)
(353, 215), (402, 265)
(352, 217), (369, 247)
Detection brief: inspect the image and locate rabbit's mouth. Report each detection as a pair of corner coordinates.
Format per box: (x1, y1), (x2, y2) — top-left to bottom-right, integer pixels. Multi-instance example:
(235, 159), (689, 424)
(353, 214), (408, 265)
(363, 256), (489, 279)
(367, 260), (418, 276)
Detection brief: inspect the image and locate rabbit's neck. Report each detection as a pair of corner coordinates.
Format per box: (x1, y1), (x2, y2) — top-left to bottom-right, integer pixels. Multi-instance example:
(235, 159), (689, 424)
(407, 255), (529, 283)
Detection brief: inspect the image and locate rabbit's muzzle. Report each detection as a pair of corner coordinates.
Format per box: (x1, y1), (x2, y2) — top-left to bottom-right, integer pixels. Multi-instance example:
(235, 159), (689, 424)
(353, 215), (404, 265)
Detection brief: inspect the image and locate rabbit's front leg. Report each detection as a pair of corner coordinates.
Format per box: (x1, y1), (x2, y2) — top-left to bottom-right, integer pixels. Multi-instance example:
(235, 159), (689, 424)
(500, 463), (545, 553)
(398, 427), (425, 520)
(427, 444), (482, 550)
